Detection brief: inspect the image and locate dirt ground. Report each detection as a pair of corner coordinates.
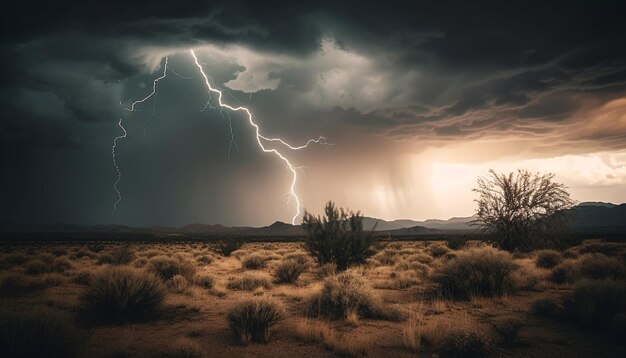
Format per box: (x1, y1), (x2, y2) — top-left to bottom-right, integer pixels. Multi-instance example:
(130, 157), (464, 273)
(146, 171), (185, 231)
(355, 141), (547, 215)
(1, 240), (625, 358)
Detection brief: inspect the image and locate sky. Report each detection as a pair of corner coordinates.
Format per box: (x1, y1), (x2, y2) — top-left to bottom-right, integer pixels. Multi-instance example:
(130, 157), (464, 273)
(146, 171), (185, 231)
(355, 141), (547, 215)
(1, 1), (626, 227)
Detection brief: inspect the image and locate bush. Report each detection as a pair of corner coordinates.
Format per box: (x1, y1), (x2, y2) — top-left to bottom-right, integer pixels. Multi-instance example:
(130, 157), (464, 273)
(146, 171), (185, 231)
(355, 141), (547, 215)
(535, 250), (562, 269)
(24, 260), (49, 275)
(242, 254), (270, 270)
(578, 254), (626, 280)
(441, 330), (494, 358)
(73, 271), (92, 286)
(273, 260), (306, 284)
(432, 247), (517, 300)
(147, 256), (196, 282)
(578, 241), (624, 256)
(309, 270), (400, 321)
(530, 298), (561, 317)
(97, 246), (135, 265)
(0, 308), (81, 358)
(0, 273), (60, 294)
(215, 238), (244, 257)
(197, 255), (214, 266)
(167, 275), (189, 293)
(563, 279), (626, 327)
(193, 274), (214, 289)
(227, 273), (272, 291)
(549, 261), (579, 284)
(446, 236), (467, 250)
(302, 201), (375, 271)
(428, 244), (451, 258)
(227, 297), (285, 345)
(81, 267), (166, 323)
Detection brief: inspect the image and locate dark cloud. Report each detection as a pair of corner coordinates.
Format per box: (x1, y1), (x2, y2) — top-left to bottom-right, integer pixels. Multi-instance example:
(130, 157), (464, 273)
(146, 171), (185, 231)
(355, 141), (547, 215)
(1, 0), (626, 225)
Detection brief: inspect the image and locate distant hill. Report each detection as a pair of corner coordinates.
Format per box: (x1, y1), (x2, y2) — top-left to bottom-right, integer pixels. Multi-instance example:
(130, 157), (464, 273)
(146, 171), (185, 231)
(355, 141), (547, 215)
(1, 202), (624, 240)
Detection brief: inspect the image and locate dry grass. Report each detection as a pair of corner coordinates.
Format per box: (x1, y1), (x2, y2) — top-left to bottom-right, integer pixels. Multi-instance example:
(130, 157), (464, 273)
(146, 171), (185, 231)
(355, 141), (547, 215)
(294, 319), (370, 357)
(227, 273), (272, 291)
(227, 297), (285, 345)
(81, 267), (166, 323)
(432, 247), (517, 300)
(0, 307), (82, 358)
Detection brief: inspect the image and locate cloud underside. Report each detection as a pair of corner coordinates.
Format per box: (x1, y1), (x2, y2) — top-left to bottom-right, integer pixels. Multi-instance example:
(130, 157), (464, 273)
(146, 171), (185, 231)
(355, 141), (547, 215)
(1, 1), (626, 225)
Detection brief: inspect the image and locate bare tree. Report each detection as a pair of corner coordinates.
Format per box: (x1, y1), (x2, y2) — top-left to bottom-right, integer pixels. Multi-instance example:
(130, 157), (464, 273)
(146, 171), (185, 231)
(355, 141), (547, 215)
(473, 170), (576, 251)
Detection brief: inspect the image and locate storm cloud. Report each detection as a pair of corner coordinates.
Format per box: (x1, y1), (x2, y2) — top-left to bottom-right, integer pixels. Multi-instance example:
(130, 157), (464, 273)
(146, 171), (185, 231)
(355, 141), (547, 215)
(2, 1), (626, 226)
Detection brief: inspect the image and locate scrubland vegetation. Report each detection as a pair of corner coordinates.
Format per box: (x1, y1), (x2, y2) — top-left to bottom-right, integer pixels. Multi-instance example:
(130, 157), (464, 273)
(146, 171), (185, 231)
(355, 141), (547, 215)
(0, 237), (623, 357)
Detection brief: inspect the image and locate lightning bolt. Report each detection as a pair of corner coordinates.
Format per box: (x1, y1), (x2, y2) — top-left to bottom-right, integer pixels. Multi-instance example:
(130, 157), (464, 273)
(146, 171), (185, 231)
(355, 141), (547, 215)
(113, 51), (328, 224)
(190, 49), (328, 224)
(112, 118), (127, 213)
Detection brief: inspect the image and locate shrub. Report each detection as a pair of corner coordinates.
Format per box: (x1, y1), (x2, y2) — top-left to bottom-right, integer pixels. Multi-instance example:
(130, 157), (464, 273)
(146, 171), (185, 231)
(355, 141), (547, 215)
(316, 263), (337, 279)
(302, 201), (375, 271)
(147, 255), (196, 282)
(535, 250), (562, 269)
(446, 236), (467, 250)
(52, 258), (73, 273)
(52, 248), (67, 257)
(197, 255), (214, 265)
(242, 254), (269, 270)
(493, 319), (523, 346)
(563, 279), (626, 327)
(97, 246), (135, 265)
(0, 273), (58, 294)
(432, 247), (517, 300)
(81, 267), (166, 323)
(441, 330), (494, 358)
(428, 244), (451, 258)
(549, 261), (579, 284)
(193, 274), (214, 289)
(273, 260), (306, 284)
(0, 308), (81, 358)
(578, 254), (626, 280)
(24, 260), (49, 275)
(578, 241), (624, 256)
(530, 298), (561, 317)
(215, 238), (244, 257)
(227, 273), (272, 291)
(167, 274), (189, 293)
(227, 297), (285, 345)
(308, 270), (400, 321)
(0, 254), (28, 269)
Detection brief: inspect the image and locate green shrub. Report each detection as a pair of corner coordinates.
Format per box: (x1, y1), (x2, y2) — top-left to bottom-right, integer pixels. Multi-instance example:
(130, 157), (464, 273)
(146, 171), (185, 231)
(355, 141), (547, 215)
(302, 201), (375, 271)
(530, 298), (561, 317)
(227, 298), (285, 345)
(549, 261), (579, 284)
(441, 330), (494, 358)
(0, 308), (81, 358)
(147, 255), (196, 282)
(308, 270), (400, 321)
(535, 250), (562, 269)
(578, 254), (626, 280)
(432, 247), (516, 300)
(81, 267), (166, 323)
(273, 260), (306, 284)
(563, 280), (626, 327)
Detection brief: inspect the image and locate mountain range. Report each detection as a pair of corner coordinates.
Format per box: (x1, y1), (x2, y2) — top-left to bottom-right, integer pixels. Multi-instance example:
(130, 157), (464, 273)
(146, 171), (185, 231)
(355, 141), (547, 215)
(1, 202), (624, 239)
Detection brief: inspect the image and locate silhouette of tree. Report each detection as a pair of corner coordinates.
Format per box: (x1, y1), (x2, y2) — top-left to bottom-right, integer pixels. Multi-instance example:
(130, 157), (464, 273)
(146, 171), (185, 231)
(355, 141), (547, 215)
(473, 170), (576, 251)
